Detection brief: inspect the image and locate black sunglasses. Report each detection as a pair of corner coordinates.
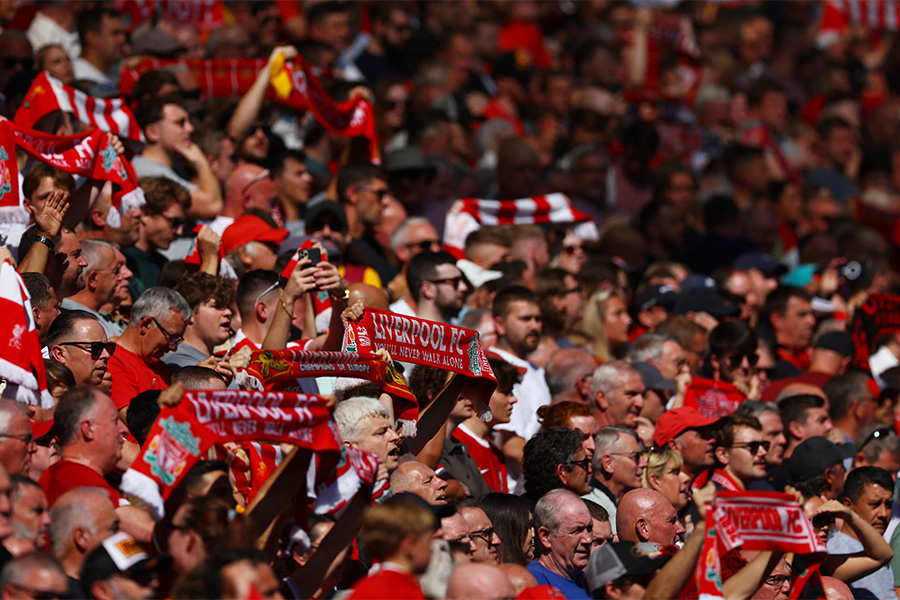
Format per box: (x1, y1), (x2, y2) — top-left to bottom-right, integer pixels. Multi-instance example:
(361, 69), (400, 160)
(57, 341), (116, 360)
(405, 240), (439, 251)
(566, 458), (591, 471)
(725, 353), (759, 369)
(729, 441), (770, 455)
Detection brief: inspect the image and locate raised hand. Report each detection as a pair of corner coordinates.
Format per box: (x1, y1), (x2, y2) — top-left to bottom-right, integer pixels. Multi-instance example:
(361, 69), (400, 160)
(33, 189), (70, 238)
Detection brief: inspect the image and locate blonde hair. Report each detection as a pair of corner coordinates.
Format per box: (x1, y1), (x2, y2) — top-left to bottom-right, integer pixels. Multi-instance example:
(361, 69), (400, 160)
(358, 496), (435, 560)
(641, 449), (684, 489)
(569, 289), (624, 362)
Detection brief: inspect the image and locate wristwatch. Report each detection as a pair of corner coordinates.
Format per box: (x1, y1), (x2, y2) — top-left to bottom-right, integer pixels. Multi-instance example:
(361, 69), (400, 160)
(332, 288), (350, 301)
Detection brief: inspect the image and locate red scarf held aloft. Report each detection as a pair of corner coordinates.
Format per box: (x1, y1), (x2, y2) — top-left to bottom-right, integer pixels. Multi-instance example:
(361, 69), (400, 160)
(0, 118), (143, 227)
(120, 390), (340, 520)
(245, 349), (419, 435)
(344, 308), (497, 416)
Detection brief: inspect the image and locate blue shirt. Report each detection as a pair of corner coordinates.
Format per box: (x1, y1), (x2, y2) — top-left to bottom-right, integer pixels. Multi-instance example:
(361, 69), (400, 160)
(827, 530), (894, 599)
(526, 560), (589, 600)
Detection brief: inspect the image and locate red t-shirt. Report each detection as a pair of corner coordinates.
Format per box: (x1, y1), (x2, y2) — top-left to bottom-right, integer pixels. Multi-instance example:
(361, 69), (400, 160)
(108, 345), (169, 411)
(453, 424), (508, 494)
(39, 459), (125, 508)
(683, 377), (746, 418)
(346, 568), (425, 600)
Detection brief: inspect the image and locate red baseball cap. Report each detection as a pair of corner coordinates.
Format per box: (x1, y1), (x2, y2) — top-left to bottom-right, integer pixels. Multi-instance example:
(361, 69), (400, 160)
(653, 407), (722, 448)
(221, 214), (289, 255)
(30, 419), (54, 440)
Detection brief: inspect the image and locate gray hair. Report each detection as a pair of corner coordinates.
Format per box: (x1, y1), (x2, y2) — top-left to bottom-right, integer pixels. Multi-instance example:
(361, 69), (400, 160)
(131, 286), (192, 324)
(54, 386), (102, 446)
(734, 400), (780, 420)
(594, 426), (638, 471)
(79, 239), (115, 273)
(334, 397), (391, 443)
(628, 334), (666, 364)
(544, 349), (596, 398)
(534, 489), (579, 536)
(390, 217), (432, 253)
(591, 360), (638, 397)
(0, 552), (65, 588)
(48, 487), (111, 559)
(856, 424), (900, 463)
(0, 400), (29, 436)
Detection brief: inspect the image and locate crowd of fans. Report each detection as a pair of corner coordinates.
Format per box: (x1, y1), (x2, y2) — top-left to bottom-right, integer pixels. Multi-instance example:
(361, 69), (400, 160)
(0, 0), (900, 598)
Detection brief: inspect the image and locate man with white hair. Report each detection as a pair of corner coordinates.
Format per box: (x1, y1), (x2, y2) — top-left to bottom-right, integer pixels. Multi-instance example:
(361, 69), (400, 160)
(60, 240), (129, 338)
(592, 360), (646, 430)
(527, 489), (592, 598)
(390, 462), (448, 504)
(334, 397), (402, 481)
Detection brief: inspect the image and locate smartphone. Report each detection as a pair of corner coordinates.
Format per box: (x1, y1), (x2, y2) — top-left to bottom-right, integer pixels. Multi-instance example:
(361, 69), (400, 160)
(297, 247), (322, 265)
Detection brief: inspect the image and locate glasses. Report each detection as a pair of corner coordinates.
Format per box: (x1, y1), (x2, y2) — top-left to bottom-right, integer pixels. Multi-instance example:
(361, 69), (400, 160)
(404, 240), (439, 251)
(725, 353), (759, 369)
(0, 432), (34, 446)
(241, 168), (271, 196)
(358, 186), (389, 200)
(429, 276), (464, 289)
(151, 317), (183, 348)
(388, 99), (411, 110)
(859, 426), (894, 451)
(763, 574), (791, 589)
(566, 458), (590, 471)
(729, 441), (770, 455)
(157, 213), (184, 231)
(2, 57), (31, 70)
(8, 584), (71, 600)
(253, 281), (281, 306)
(469, 527), (494, 543)
(562, 245), (583, 255)
(558, 285), (582, 296)
(57, 341), (116, 360)
(609, 451), (643, 463)
(447, 535), (472, 549)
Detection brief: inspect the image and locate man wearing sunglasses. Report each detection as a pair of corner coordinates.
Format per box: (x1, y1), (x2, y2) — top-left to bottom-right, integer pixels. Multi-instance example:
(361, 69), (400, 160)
(705, 415), (768, 491)
(108, 287), (191, 417)
(47, 310), (115, 390)
(338, 163), (397, 287)
(407, 251), (469, 325)
(685, 320), (761, 418)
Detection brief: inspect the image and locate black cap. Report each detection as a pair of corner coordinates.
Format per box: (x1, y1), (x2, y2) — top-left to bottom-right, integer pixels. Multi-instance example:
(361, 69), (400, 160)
(305, 199), (348, 234)
(635, 284), (679, 314)
(814, 331), (855, 358)
(80, 532), (168, 589)
(586, 542), (675, 592)
(733, 252), (788, 276)
(492, 50), (535, 87)
(788, 436), (854, 484)
(673, 287), (740, 319)
(632, 362), (676, 392)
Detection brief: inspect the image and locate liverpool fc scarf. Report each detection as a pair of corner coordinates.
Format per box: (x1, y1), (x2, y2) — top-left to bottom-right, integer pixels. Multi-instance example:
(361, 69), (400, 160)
(0, 118), (144, 227)
(15, 71), (143, 141)
(0, 261), (51, 409)
(245, 349), (418, 434)
(443, 194), (594, 259)
(344, 308), (496, 412)
(270, 54), (378, 162)
(120, 58), (268, 99)
(120, 389), (340, 520)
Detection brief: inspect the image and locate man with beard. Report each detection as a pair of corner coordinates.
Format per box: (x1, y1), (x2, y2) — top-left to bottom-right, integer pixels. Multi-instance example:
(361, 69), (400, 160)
(699, 415), (768, 491)
(339, 163), (397, 286)
(407, 251), (468, 324)
(829, 467), (895, 599)
(47, 311), (114, 390)
(490, 286), (552, 490)
(527, 489), (593, 599)
(7, 476), (51, 554)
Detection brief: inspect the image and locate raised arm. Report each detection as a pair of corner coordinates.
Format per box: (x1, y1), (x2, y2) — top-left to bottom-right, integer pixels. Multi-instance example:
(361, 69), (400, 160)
(818, 500), (894, 582)
(227, 46), (297, 141)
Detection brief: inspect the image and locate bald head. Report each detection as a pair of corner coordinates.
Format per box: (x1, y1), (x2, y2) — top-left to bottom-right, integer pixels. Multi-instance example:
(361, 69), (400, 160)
(616, 488), (684, 544)
(821, 576), (853, 600)
(447, 563), (515, 600)
(223, 164), (277, 218)
(499, 563), (537, 596)
(347, 283), (389, 311)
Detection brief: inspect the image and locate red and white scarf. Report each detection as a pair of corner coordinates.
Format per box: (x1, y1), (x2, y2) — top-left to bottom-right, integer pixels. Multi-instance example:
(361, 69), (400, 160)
(818, 0), (900, 47)
(120, 58), (267, 99)
(0, 117), (144, 227)
(120, 389), (341, 520)
(14, 71), (143, 141)
(0, 262), (51, 409)
(443, 194), (594, 259)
